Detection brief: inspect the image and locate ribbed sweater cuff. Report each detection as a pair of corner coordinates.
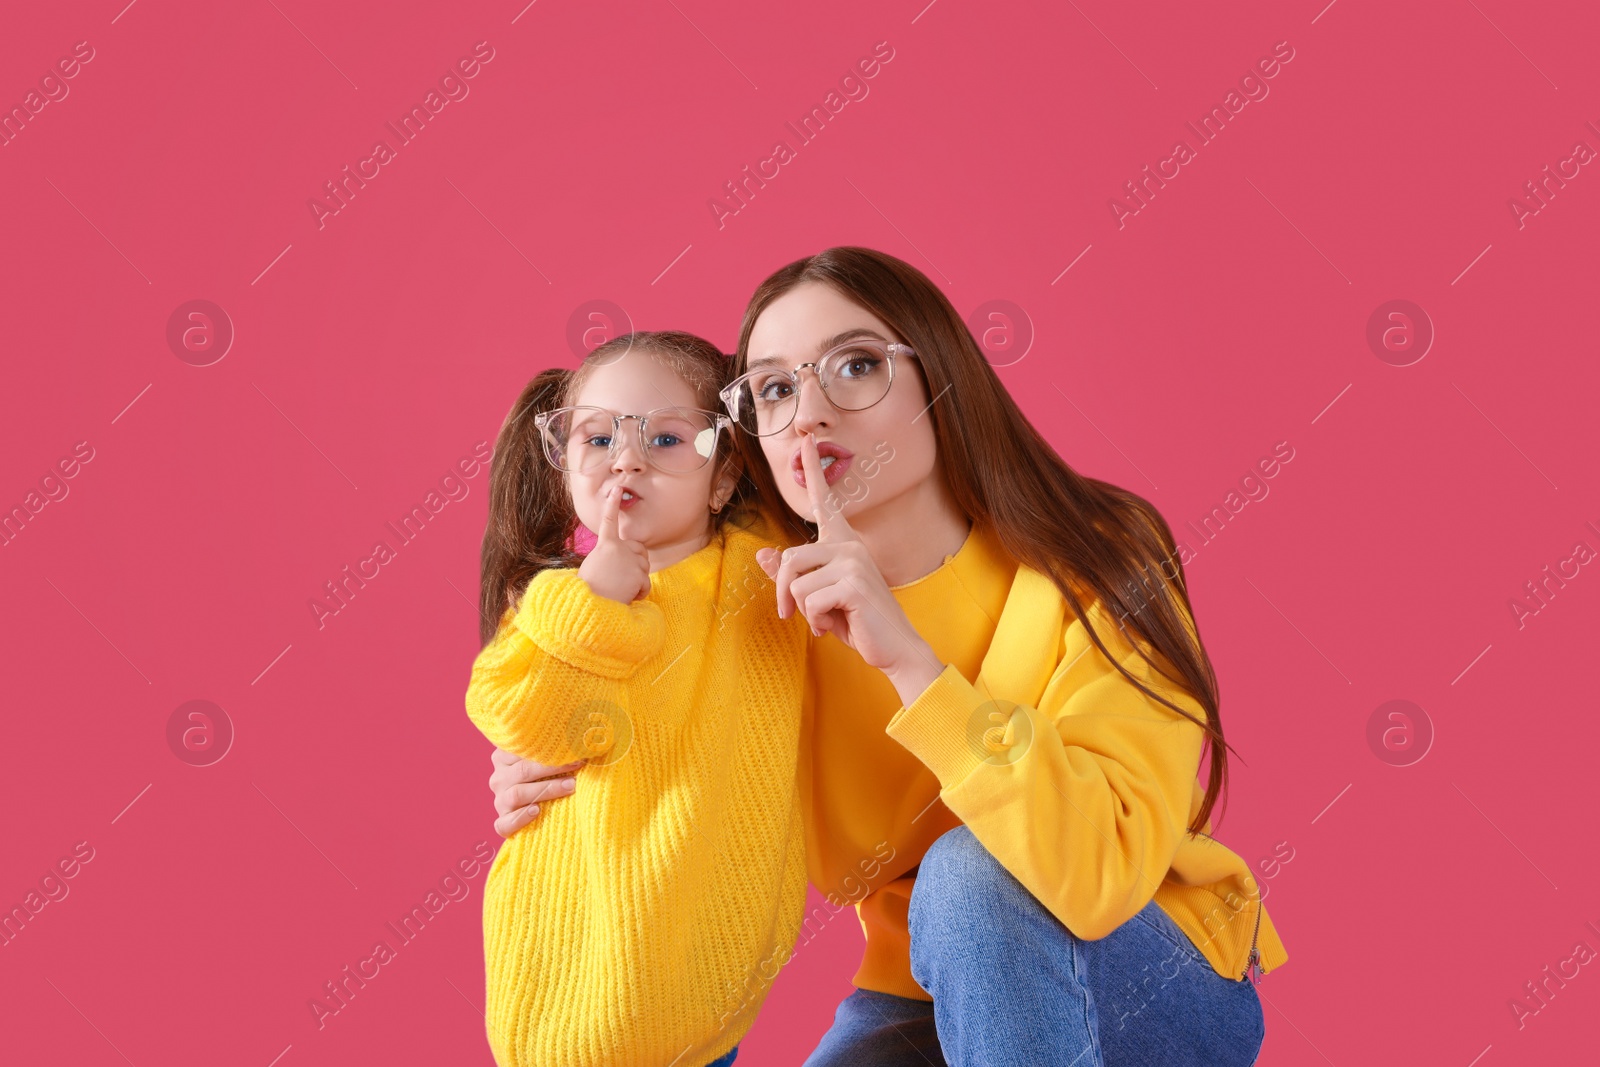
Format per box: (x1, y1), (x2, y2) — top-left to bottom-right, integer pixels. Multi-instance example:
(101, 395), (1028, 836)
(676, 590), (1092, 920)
(884, 663), (988, 790)
(515, 570), (665, 677)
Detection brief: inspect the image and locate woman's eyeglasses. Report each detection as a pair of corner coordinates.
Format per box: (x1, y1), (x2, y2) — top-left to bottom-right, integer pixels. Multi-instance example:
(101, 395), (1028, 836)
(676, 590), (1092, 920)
(719, 337), (916, 437)
(534, 406), (732, 474)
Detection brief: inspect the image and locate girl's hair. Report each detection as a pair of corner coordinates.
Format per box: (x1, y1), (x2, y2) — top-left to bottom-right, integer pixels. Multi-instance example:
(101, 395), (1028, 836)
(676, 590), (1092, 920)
(476, 330), (751, 646)
(733, 247), (1237, 837)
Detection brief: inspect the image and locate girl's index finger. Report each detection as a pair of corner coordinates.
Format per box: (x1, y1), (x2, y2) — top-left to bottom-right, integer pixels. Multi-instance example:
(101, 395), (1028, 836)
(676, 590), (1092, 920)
(598, 484), (622, 542)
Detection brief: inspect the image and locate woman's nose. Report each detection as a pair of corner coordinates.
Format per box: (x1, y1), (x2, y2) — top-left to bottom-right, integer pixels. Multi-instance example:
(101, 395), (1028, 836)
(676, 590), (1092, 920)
(790, 367), (835, 435)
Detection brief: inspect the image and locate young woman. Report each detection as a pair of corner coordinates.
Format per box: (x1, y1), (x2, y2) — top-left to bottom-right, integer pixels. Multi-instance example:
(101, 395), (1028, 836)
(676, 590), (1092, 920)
(488, 248), (1288, 1065)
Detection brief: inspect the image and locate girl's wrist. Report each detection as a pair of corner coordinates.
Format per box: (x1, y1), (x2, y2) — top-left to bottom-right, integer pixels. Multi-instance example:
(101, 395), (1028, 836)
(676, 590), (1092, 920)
(577, 573), (630, 605)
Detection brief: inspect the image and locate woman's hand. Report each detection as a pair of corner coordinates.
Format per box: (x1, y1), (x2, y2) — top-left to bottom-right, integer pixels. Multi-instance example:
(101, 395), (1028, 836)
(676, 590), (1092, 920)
(578, 485), (651, 603)
(489, 746), (583, 837)
(757, 431), (945, 703)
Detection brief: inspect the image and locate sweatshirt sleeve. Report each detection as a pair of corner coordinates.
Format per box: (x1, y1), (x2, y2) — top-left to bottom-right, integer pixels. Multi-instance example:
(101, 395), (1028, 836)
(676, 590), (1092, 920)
(883, 598), (1205, 941)
(463, 569), (666, 765)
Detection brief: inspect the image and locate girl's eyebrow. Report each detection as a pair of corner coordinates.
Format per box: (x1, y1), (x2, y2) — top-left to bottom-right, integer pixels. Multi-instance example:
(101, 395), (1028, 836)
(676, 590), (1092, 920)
(747, 328), (888, 371)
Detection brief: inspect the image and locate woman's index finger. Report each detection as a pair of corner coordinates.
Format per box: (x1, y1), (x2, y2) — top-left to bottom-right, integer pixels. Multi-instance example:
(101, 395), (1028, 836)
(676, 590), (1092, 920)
(801, 431), (855, 542)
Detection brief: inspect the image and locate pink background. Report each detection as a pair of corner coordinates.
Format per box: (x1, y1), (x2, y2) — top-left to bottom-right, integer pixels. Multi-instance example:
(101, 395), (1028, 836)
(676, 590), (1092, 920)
(3, 1), (1597, 1064)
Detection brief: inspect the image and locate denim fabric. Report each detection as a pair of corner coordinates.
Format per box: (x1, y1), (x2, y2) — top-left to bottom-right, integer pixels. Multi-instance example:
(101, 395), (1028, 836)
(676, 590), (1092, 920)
(804, 824), (1265, 1066)
(702, 1044), (738, 1067)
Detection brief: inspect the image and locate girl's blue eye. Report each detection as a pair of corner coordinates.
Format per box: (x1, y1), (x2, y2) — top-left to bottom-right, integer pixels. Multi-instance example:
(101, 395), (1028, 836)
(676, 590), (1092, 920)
(582, 434), (612, 449)
(649, 433), (682, 449)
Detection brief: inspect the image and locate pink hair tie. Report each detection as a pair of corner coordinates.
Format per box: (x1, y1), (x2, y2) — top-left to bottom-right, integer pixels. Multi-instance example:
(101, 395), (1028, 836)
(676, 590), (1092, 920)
(567, 524), (598, 555)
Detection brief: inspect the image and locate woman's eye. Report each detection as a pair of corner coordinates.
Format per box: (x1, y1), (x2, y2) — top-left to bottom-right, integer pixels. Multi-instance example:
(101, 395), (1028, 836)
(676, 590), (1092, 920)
(838, 356), (879, 378)
(755, 379), (794, 402)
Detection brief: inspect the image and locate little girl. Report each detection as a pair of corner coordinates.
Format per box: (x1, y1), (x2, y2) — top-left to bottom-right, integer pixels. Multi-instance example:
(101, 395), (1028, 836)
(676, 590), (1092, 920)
(463, 331), (810, 1067)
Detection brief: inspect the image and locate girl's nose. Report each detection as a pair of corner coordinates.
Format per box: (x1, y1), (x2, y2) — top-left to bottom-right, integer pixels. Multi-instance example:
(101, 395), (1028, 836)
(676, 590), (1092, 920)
(603, 414), (649, 472)
(609, 440), (647, 472)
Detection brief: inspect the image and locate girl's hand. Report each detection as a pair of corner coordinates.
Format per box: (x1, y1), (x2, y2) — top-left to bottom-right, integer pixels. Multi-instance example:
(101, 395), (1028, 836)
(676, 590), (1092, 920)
(578, 485), (651, 603)
(489, 746), (583, 837)
(756, 431), (945, 700)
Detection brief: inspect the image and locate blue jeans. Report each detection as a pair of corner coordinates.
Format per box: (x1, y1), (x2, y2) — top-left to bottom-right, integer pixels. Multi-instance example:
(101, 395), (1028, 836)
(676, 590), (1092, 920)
(804, 825), (1265, 1066)
(703, 1045), (738, 1066)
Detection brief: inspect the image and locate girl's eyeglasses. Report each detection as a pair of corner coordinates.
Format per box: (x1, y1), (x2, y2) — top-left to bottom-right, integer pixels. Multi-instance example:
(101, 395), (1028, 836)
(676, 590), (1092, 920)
(719, 337), (916, 437)
(534, 405), (732, 474)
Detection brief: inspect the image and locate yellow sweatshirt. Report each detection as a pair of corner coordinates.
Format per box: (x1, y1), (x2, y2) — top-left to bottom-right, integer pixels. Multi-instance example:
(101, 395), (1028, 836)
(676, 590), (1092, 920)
(800, 520), (1289, 999)
(463, 515), (809, 1067)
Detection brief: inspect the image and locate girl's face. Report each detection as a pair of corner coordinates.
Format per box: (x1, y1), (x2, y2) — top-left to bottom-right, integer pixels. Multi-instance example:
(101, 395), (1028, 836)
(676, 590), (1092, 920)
(565, 351), (735, 550)
(744, 281), (942, 530)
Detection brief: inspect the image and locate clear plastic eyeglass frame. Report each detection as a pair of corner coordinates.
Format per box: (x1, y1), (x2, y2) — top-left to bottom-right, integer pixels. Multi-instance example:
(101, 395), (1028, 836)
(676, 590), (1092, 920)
(533, 405), (733, 474)
(719, 337), (917, 436)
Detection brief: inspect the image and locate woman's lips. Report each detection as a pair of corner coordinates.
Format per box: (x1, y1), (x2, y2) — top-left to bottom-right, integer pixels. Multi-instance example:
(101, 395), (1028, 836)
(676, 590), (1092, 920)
(792, 450), (853, 489)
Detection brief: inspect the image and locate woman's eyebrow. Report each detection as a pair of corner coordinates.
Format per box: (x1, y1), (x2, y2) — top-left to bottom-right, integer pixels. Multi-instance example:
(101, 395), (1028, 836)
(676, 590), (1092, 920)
(747, 328), (888, 370)
(816, 327), (886, 352)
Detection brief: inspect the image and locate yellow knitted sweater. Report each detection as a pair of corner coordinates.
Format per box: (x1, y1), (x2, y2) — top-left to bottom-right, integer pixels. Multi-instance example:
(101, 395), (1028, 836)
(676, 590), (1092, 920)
(463, 516), (809, 1067)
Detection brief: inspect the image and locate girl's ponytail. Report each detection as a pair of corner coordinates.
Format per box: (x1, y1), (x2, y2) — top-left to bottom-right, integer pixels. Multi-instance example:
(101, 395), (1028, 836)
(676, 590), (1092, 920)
(476, 368), (581, 645)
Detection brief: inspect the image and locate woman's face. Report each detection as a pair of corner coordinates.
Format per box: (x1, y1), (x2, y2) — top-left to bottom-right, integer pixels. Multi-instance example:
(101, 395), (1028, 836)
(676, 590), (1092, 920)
(743, 281), (942, 529)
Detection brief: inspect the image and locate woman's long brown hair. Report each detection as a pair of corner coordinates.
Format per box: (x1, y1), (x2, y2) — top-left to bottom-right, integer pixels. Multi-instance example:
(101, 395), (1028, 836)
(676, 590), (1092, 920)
(476, 331), (751, 647)
(733, 247), (1238, 837)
